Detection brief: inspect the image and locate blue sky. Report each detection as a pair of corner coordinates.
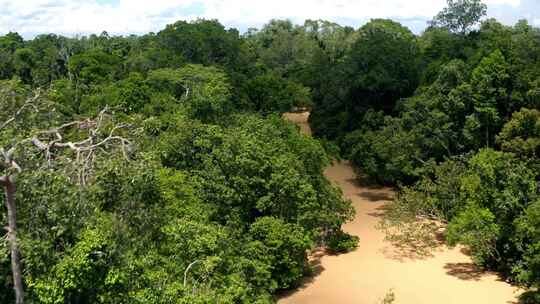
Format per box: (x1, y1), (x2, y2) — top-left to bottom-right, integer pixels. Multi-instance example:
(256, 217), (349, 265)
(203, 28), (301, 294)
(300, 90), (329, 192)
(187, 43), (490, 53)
(0, 0), (538, 38)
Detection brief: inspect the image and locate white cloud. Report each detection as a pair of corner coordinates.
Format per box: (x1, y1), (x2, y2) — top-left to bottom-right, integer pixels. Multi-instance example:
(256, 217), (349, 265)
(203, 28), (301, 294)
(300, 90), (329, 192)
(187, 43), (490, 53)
(485, 0), (520, 5)
(0, 0), (527, 38)
(0, 0), (202, 37)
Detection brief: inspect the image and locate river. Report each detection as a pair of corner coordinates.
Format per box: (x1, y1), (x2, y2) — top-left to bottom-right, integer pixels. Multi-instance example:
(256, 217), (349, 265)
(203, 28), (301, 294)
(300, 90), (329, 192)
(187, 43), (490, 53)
(281, 112), (522, 304)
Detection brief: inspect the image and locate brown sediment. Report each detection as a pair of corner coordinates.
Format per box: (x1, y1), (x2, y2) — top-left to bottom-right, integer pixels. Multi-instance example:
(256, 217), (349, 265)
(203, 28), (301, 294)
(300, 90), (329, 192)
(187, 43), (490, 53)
(280, 112), (522, 304)
(283, 112), (312, 136)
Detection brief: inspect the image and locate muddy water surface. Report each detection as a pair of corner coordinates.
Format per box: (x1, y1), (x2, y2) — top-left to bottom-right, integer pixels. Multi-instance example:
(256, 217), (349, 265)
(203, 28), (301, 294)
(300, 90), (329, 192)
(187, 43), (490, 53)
(281, 112), (521, 304)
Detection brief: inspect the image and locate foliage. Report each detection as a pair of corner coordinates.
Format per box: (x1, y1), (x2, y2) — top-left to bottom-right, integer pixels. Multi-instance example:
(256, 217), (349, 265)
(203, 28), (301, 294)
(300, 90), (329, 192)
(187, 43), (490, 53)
(382, 149), (539, 282)
(248, 216), (311, 289)
(309, 19), (419, 140)
(347, 19), (419, 113)
(0, 19), (358, 302)
(513, 199), (540, 289)
(68, 50), (121, 86)
(429, 0), (487, 34)
(470, 49), (510, 147)
(158, 114), (354, 240)
(246, 72), (311, 113)
(446, 205), (500, 264)
(497, 108), (540, 159)
(167, 64), (233, 122)
(326, 231), (359, 253)
(3, 1), (540, 300)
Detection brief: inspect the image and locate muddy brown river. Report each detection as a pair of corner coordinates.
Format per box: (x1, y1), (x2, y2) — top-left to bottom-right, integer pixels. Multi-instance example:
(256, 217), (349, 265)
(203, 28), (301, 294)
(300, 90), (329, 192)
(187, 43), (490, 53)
(281, 112), (522, 304)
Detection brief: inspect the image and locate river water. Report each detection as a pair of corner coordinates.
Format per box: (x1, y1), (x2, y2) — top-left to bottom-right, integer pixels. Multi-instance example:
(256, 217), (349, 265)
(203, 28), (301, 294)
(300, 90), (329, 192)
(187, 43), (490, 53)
(281, 112), (521, 304)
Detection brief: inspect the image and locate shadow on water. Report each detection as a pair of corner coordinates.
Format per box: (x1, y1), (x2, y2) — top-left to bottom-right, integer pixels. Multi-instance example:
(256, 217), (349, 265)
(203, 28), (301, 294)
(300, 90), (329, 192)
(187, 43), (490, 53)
(367, 204), (394, 218)
(380, 238), (443, 262)
(358, 191), (394, 202)
(347, 176), (385, 190)
(349, 165), (394, 189)
(460, 247), (472, 256)
(443, 262), (486, 281)
(379, 223), (447, 262)
(442, 261), (526, 302)
(306, 249), (327, 278)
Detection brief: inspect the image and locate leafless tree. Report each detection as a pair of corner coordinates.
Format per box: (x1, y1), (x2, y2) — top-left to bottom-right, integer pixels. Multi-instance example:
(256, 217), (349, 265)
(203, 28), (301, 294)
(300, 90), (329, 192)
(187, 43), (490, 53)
(1, 90), (131, 304)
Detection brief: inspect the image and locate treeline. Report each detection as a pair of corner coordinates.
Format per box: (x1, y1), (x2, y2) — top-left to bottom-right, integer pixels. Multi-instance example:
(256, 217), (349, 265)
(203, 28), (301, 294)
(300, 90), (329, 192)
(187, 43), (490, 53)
(0, 20), (313, 116)
(0, 19), (356, 303)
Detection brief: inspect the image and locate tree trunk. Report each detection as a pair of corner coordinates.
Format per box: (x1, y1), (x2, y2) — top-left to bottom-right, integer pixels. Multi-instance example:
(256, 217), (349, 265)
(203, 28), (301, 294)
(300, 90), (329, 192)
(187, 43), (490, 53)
(486, 124), (490, 148)
(2, 176), (24, 304)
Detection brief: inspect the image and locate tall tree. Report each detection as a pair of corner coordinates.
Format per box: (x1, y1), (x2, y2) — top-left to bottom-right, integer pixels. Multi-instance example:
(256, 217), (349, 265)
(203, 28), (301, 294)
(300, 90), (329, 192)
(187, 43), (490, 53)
(429, 0), (487, 34)
(470, 50), (510, 147)
(346, 19), (419, 114)
(0, 32), (24, 80)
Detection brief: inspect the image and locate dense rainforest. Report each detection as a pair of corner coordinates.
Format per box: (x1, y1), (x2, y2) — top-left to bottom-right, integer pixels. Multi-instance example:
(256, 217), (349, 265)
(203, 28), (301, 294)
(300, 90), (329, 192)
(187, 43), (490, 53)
(0, 17), (355, 304)
(1, 0), (540, 302)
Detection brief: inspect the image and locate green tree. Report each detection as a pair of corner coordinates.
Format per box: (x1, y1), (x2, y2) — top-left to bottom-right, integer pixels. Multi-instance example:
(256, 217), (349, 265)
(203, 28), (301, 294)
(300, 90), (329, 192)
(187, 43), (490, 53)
(157, 19), (242, 68)
(246, 73), (311, 113)
(347, 19), (419, 113)
(0, 32), (24, 80)
(13, 48), (36, 84)
(159, 115), (354, 243)
(309, 19), (419, 141)
(446, 205), (500, 265)
(114, 73), (152, 114)
(247, 217), (311, 289)
(1, 83), (131, 303)
(175, 64), (233, 122)
(470, 50), (510, 147)
(25, 35), (70, 86)
(68, 50), (121, 86)
(497, 108), (540, 159)
(142, 65), (234, 121)
(382, 148), (538, 280)
(429, 0), (488, 34)
(515, 200), (540, 289)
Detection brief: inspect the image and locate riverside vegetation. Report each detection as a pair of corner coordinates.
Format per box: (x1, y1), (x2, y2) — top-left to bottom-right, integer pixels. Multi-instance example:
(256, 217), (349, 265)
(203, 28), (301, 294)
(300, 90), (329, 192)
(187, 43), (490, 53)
(1, 0), (540, 303)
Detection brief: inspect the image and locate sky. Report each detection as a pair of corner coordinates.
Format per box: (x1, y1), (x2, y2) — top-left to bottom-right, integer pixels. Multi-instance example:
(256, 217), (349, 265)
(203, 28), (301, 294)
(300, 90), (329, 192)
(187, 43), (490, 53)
(1, 0), (539, 39)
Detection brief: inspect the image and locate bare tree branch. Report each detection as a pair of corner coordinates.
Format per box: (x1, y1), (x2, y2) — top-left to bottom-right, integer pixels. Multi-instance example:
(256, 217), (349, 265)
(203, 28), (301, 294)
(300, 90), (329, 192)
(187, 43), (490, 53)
(1, 148), (22, 175)
(0, 90), (41, 131)
(0, 175), (8, 186)
(1, 100), (133, 304)
(184, 260), (201, 287)
(14, 107), (133, 185)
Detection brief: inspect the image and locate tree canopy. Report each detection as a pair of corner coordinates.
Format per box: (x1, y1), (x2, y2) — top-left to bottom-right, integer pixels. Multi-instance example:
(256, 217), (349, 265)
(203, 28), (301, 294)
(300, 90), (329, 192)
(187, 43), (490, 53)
(0, 18), (359, 303)
(2, 0), (540, 302)
(429, 0), (487, 34)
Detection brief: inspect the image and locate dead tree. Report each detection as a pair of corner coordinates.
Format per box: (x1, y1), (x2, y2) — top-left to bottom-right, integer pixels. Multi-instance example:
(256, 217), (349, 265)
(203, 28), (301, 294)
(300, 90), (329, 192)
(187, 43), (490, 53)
(0, 172), (22, 304)
(1, 90), (131, 304)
